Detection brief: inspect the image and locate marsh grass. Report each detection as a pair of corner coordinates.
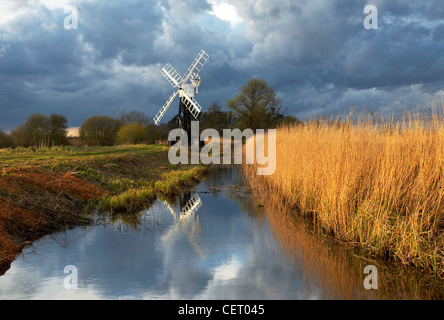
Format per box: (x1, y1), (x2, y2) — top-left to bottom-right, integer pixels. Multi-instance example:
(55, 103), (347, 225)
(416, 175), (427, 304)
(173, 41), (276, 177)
(0, 144), (208, 215)
(244, 104), (444, 276)
(0, 144), (167, 162)
(97, 166), (207, 213)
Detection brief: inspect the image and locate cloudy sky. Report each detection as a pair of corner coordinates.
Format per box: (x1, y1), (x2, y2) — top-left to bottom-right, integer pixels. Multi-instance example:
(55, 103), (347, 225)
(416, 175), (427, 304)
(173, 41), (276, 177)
(0, 0), (443, 131)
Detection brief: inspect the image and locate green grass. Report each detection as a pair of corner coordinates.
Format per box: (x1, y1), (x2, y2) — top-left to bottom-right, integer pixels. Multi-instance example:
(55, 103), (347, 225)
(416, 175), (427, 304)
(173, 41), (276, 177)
(97, 165), (208, 213)
(154, 166), (206, 194)
(0, 144), (209, 214)
(97, 185), (157, 213)
(0, 144), (167, 164)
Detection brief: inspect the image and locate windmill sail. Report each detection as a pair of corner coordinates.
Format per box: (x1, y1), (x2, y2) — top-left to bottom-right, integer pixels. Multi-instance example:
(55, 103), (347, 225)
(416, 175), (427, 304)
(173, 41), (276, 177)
(181, 50), (210, 86)
(161, 63), (183, 88)
(180, 91), (202, 119)
(154, 90), (179, 125)
(179, 193), (202, 216)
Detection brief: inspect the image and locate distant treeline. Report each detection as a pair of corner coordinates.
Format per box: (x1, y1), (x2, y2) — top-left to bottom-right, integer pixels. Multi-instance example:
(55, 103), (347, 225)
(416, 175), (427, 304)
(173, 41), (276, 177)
(0, 78), (302, 148)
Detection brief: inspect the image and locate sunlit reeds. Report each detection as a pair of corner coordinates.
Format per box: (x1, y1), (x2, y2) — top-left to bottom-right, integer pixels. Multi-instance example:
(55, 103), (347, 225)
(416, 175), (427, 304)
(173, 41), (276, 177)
(244, 103), (444, 276)
(247, 187), (444, 299)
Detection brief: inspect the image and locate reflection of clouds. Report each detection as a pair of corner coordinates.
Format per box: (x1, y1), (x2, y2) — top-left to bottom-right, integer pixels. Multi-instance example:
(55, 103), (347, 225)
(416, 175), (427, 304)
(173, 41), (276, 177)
(161, 193), (204, 258)
(156, 193), (212, 299)
(161, 193), (205, 258)
(212, 255), (242, 282)
(0, 223), (168, 299)
(1, 165), (436, 300)
(0, 167), (327, 300)
(193, 242), (321, 300)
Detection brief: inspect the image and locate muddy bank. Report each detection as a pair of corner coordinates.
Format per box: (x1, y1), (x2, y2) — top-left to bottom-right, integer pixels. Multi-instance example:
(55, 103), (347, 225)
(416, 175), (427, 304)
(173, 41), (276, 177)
(0, 167), (104, 273)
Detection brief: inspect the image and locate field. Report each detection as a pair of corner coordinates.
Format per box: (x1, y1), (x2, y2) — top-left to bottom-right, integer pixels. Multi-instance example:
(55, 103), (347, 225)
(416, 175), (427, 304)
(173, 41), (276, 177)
(0, 145), (207, 273)
(244, 108), (444, 277)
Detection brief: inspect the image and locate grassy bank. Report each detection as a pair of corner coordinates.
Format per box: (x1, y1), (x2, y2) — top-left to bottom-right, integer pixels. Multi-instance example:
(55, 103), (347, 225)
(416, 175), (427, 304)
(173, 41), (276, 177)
(0, 144), (207, 272)
(243, 108), (444, 276)
(96, 165), (207, 213)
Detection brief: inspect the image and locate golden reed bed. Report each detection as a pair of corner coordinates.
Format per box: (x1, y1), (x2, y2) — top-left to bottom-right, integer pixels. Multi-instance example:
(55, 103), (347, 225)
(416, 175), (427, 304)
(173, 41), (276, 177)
(243, 104), (444, 276)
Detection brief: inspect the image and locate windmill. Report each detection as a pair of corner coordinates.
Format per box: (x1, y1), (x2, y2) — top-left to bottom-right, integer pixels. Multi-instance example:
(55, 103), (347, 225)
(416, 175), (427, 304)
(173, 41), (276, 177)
(154, 50), (210, 144)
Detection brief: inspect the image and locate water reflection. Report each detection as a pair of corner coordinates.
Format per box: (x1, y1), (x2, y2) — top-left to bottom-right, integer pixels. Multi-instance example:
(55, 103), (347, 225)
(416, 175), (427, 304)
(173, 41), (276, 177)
(0, 166), (442, 299)
(162, 193), (205, 258)
(244, 176), (444, 300)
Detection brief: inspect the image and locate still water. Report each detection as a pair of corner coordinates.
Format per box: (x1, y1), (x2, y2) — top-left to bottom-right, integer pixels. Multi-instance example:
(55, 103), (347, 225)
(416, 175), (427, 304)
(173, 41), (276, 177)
(0, 166), (441, 299)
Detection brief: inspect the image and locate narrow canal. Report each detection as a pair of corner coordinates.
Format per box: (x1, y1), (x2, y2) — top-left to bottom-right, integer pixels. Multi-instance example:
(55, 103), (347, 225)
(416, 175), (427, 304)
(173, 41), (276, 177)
(0, 166), (441, 299)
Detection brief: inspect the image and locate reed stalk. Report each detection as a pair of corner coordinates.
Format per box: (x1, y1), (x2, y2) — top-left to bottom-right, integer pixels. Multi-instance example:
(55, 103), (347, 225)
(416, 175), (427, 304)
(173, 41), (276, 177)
(243, 103), (444, 276)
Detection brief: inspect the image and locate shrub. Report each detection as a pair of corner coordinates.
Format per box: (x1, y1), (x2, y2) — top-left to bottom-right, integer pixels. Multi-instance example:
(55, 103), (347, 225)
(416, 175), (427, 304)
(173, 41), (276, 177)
(117, 122), (148, 145)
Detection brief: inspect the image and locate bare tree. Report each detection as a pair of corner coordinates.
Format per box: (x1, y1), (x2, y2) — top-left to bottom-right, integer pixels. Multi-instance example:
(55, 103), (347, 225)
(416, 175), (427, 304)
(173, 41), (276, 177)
(79, 115), (122, 146)
(119, 110), (151, 126)
(11, 113), (68, 147)
(0, 129), (14, 148)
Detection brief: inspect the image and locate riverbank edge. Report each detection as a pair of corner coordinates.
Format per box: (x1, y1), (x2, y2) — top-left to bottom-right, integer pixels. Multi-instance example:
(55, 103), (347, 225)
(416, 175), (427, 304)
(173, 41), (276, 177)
(0, 145), (209, 274)
(242, 164), (444, 280)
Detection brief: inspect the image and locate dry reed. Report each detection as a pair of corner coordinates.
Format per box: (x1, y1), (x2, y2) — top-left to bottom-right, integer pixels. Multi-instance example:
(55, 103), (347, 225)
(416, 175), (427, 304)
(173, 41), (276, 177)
(248, 186), (443, 299)
(244, 103), (444, 276)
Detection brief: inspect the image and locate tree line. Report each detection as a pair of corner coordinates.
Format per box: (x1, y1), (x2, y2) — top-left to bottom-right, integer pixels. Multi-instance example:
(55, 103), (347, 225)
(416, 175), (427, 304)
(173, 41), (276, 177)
(0, 78), (301, 148)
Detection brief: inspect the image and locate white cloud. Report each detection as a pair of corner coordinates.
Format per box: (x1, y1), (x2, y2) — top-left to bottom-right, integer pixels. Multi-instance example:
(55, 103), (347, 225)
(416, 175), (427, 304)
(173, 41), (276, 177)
(211, 255), (242, 281)
(0, 0), (29, 26)
(208, 0), (244, 29)
(40, 0), (71, 10)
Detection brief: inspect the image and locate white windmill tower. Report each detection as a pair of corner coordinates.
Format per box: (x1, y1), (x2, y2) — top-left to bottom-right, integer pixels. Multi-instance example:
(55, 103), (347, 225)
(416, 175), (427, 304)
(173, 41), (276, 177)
(153, 50), (210, 143)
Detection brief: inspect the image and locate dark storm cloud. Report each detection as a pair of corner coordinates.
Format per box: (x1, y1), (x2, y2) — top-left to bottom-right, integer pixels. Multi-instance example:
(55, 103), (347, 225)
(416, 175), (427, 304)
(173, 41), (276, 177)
(78, 0), (164, 65)
(226, 0), (444, 115)
(0, 0), (443, 131)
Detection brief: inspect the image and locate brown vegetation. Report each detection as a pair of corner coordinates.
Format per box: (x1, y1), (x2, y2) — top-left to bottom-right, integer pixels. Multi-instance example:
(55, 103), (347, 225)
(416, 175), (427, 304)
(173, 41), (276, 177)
(244, 106), (444, 277)
(249, 186), (444, 299)
(0, 167), (104, 273)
